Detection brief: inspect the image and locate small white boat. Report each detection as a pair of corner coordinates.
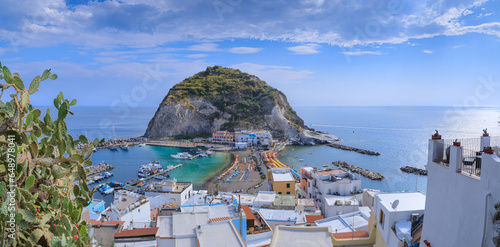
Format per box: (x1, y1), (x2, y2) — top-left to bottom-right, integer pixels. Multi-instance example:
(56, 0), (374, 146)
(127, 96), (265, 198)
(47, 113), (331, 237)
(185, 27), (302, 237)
(199, 152), (208, 157)
(155, 175), (166, 180)
(120, 142), (129, 150)
(206, 150), (214, 155)
(108, 146), (118, 151)
(299, 159), (304, 162)
(138, 143), (146, 147)
(171, 152), (193, 159)
(93, 148), (97, 152)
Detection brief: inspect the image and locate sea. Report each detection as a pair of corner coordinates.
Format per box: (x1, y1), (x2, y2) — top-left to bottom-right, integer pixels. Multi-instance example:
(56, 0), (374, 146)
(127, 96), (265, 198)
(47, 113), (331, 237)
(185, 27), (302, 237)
(49, 105), (500, 206)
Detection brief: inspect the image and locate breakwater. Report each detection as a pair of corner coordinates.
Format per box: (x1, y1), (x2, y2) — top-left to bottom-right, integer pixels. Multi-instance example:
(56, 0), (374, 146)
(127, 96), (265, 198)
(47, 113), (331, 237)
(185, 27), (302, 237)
(331, 161), (384, 180)
(400, 166), (428, 175)
(327, 143), (380, 156)
(86, 162), (114, 176)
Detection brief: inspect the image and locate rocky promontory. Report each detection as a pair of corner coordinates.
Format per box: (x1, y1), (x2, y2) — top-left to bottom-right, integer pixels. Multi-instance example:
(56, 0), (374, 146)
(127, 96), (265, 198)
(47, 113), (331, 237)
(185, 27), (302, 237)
(144, 66), (339, 145)
(400, 166), (428, 175)
(332, 161), (384, 180)
(327, 143), (380, 155)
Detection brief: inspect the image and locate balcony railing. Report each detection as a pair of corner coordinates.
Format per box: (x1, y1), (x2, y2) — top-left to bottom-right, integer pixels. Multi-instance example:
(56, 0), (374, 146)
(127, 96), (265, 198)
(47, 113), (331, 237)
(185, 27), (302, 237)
(460, 148), (481, 178)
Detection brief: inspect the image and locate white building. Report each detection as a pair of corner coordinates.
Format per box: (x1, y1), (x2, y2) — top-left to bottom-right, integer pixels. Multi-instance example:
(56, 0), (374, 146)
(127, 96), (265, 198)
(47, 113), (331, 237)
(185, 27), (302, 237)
(420, 134), (500, 247)
(196, 221), (246, 247)
(315, 207), (371, 233)
(258, 208), (308, 229)
(374, 192), (426, 247)
(269, 226), (334, 247)
(254, 191), (277, 208)
(234, 130), (273, 146)
(323, 195), (360, 218)
(108, 190), (152, 230)
(145, 178), (193, 206)
(235, 142), (248, 150)
(156, 212), (210, 246)
(301, 167), (361, 216)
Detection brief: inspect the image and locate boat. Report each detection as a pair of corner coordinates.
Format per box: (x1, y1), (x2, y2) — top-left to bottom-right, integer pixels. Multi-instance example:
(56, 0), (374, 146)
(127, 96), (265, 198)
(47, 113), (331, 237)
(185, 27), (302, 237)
(206, 150), (214, 155)
(120, 142), (129, 150)
(99, 184), (114, 194)
(93, 148), (97, 152)
(308, 152), (313, 154)
(299, 159), (304, 162)
(171, 152), (193, 159)
(93, 175), (104, 181)
(138, 170), (150, 178)
(127, 180), (135, 184)
(138, 143), (146, 147)
(109, 181), (124, 187)
(102, 172), (113, 178)
(137, 180), (145, 186)
(323, 164), (328, 167)
(199, 152), (208, 157)
(108, 146), (118, 151)
(154, 175), (166, 180)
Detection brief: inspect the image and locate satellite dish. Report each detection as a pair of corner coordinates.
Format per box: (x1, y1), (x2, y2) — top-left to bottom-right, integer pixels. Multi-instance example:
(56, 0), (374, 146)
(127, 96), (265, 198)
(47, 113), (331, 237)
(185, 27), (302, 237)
(392, 199), (400, 209)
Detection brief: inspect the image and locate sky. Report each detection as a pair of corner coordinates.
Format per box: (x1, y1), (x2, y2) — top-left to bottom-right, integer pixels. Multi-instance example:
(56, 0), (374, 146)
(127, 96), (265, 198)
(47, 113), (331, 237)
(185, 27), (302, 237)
(0, 0), (499, 107)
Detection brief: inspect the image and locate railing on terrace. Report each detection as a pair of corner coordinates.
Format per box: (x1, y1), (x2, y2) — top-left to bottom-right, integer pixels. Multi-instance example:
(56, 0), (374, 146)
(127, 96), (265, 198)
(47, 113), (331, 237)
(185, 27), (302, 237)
(491, 136), (500, 148)
(460, 148), (481, 178)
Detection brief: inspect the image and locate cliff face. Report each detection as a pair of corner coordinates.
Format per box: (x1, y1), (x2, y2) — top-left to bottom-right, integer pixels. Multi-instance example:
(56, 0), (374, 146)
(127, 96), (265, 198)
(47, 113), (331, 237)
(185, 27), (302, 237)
(144, 66), (339, 144)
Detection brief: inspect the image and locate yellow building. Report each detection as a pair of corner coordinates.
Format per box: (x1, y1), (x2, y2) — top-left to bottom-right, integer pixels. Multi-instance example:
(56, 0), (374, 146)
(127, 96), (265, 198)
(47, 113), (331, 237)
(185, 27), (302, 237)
(269, 168), (295, 195)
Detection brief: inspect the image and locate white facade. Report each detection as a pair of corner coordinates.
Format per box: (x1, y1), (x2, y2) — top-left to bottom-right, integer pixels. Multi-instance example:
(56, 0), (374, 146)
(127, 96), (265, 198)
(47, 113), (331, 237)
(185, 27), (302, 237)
(304, 168), (361, 216)
(323, 195), (360, 218)
(374, 192), (426, 247)
(145, 179), (193, 206)
(108, 191), (151, 230)
(420, 135), (500, 247)
(235, 142), (248, 149)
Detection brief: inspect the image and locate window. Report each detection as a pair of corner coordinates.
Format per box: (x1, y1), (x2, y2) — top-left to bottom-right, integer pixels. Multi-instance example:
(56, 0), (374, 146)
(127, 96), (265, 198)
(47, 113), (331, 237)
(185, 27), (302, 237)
(286, 192), (290, 195)
(379, 210), (385, 229)
(286, 183), (290, 188)
(278, 192), (282, 194)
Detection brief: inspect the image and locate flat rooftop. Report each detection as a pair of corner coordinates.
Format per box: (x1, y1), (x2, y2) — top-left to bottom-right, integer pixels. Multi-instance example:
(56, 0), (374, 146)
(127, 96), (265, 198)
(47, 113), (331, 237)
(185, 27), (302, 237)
(272, 170), (295, 182)
(150, 181), (192, 193)
(324, 196), (359, 206)
(316, 169), (346, 176)
(255, 191), (277, 204)
(113, 194), (144, 211)
(273, 195), (296, 207)
(297, 198), (316, 207)
(270, 226), (333, 247)
(259, 209), (300, 222)
(197, 221), (246, 247)
(377, 192), (426, 212)
(315, 209), (370, 232)
(172, 212), (210, 238)
(180, 204), (238, 219)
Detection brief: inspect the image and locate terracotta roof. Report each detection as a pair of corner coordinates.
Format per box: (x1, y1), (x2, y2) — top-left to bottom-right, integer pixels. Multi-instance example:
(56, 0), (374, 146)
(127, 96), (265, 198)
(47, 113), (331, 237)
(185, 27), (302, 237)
(210, 217), (232, 223)
(305, 215), (324, 223)
(114, 227), (159, 238)
(241, 205), (256, 220)
(88, 221), (124, 227)
(332, 230), (370, 239)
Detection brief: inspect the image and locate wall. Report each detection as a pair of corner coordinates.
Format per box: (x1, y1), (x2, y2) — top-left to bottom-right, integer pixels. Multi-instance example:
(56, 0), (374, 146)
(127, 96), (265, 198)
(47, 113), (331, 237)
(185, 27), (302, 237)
(420, 141), (500, 247)
(273, 180), (295, 195)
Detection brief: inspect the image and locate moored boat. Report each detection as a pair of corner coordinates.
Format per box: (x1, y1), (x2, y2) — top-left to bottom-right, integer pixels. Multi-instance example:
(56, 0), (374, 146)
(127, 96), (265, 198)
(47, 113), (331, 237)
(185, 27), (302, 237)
(120, 142), (129, 150)
(171, 152), (193, 159)
(108, 146), (118, 151)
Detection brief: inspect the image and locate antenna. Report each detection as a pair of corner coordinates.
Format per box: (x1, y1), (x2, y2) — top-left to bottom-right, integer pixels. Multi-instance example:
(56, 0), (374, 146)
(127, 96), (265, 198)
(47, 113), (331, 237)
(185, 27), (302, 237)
(391, 199), (399, 209)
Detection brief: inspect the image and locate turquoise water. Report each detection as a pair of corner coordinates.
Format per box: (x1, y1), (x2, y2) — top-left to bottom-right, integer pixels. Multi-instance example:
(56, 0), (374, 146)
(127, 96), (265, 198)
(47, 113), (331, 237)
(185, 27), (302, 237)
(90, 145), (230, 204)
(58, 105), (500, 200)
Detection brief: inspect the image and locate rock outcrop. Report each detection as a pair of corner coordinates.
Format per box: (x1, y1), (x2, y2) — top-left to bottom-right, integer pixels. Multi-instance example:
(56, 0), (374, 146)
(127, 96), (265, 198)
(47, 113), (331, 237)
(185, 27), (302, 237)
(331, 161), (384, 180)
(327, 143), (380, 155)
(144, 66), (339, 145)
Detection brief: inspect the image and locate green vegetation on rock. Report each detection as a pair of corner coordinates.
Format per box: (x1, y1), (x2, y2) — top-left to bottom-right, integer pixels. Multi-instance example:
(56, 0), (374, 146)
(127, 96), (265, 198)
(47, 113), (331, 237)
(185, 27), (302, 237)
(162, 65), (305, 131)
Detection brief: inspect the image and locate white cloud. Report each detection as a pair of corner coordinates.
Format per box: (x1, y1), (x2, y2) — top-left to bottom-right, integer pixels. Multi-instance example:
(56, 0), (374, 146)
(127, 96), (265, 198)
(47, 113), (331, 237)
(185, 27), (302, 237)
(231, 63), (313, 84)
(339, 50), (386, 56)
(287, 44), (321, 54)
(188, 43), (220, 52)
(0, 0), (498, 51)
(185, 54), (209, 58)
(463, 9), (474, 16)
(423, 50), (433, 54)
(228, 47), (262, 54)
(453, 44), (464, 48)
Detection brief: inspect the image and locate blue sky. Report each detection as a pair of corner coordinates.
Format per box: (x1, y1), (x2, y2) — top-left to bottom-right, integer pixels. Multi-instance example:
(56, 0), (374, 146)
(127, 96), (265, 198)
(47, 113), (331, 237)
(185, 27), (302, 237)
(0, 0), (499, 106)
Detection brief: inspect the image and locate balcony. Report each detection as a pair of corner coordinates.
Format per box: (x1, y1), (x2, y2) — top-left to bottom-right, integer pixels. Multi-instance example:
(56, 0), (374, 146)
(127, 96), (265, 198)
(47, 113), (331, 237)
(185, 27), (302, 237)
(431, 135), (500, 180)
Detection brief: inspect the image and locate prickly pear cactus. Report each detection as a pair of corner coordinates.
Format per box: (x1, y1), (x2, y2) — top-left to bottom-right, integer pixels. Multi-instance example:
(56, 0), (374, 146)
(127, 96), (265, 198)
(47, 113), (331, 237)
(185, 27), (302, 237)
(0, 61), (102, 246)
